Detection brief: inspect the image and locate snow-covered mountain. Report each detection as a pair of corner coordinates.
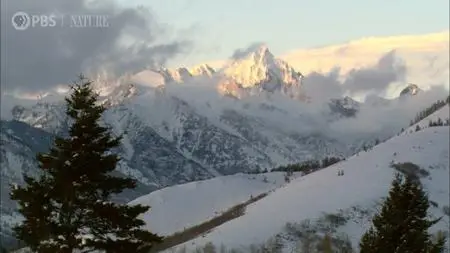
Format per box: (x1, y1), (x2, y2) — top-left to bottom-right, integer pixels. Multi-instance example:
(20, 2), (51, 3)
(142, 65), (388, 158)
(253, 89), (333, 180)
(162, 104), (450, 252)
(217, 45), (304, 98)
(2, 36), (448, 250)
(156, 64), (216, 84)
(190, 64), (216, 77)
(399, 83), (421, 97)
(328, 96), (360, 118)
(205, 31), (449, 99)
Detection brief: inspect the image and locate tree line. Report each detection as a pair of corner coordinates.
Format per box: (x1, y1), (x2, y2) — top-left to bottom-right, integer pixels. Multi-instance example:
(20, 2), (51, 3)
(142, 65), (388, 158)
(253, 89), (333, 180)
(409, 96), (449, 127)
(271, 157), (343, 174)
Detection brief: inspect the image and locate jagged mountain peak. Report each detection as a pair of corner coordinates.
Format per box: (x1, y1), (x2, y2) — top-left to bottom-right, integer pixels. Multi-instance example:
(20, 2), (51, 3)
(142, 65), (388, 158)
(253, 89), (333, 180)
(399, 83), (421, 97)
(218, 45), (303, 97)
(328, 96), (360, 118)
(189, 64), (216, 77)
(156, 65), (217, 84)
(89, 70), (135, 97)
(224, 44), (277, 77)
(233, 44), (275, 63)
(331, 96), (359, 107)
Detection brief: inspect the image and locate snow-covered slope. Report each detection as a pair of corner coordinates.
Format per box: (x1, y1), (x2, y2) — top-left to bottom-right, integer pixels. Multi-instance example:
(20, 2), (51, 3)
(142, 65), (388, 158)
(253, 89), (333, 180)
(173, 112), (449, 251)
(128, 172), (291, 236)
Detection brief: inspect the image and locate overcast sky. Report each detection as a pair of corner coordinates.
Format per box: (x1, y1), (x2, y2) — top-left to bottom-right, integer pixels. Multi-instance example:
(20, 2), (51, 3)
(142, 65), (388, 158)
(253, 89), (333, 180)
(120, 0), (449, 65)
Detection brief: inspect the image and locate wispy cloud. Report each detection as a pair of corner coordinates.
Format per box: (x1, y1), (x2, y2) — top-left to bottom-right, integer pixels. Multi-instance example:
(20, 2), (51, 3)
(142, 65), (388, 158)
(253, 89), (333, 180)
(230, 42), (266, 60)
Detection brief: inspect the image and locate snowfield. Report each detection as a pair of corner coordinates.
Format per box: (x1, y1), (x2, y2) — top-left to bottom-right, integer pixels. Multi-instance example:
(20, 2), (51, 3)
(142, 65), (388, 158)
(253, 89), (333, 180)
(165, 109), (449, 251)
(129, 172), (293, 236)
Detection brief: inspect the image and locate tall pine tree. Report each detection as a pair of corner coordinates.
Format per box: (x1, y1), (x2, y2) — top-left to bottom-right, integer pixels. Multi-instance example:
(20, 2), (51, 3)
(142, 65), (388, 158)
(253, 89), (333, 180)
(359, 173), (446, 253)
(10, 76), (162, 253)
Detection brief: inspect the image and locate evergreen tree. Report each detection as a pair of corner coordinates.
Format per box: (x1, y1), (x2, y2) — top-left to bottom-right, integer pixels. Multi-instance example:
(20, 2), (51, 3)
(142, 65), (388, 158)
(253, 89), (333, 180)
(203, 242), (217, 253)
(318, 234), (333, 253)
(335, 233), (354, 253)
(359, 173), (446, 253)
(10, 76), (162, 253)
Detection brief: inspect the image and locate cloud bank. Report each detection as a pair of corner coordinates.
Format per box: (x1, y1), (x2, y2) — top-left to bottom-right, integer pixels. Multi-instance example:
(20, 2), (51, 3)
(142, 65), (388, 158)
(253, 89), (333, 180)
(300, 50), (408, 103)
(1, 0), (192, 94)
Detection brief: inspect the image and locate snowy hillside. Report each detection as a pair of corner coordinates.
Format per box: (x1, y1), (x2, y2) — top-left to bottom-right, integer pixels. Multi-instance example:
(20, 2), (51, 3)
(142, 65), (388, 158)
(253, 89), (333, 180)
(170, 117), (449, 251)
(128, 172), (292, 236)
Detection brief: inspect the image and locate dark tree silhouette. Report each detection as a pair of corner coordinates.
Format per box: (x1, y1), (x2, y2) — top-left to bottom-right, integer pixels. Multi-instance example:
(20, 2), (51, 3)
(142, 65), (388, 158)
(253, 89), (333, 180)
(10, 76), (162, 253)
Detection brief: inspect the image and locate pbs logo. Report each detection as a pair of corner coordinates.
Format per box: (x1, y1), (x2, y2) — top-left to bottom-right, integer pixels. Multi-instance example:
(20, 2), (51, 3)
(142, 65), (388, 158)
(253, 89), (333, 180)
(12, 11), (31, 30)
(12, 11), (58, 30)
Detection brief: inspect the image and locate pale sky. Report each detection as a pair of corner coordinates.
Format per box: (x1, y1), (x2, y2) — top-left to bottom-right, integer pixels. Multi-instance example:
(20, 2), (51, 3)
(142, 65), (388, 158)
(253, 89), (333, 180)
(119, 0), (449, 66)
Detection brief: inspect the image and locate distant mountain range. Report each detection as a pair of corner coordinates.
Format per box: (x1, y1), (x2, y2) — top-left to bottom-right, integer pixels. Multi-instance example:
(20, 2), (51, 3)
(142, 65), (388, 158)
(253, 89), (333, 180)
(1, 34), (448, 249)
(206, 31), (449, 96)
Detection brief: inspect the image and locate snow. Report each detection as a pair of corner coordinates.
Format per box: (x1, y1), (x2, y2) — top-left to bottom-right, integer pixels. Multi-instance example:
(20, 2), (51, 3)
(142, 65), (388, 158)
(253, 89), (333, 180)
(130, 70), (165, 88)
(128, 172), (293, 236)
(219, 45), (302, 92)
(171, 119), (449, 250)
(189, 64), (216, 77)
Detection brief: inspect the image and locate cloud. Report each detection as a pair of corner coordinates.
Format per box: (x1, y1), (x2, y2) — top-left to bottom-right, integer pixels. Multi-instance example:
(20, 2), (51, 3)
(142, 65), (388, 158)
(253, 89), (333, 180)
(342, 50), (407, 95)
(230, 42), (266, 60)
(298, 51), (408, 103)
(0, 0), (192, 93)
(328, 85), (448, 141)
(290, 50), (448, 142)
(301, 67), (344, 103)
